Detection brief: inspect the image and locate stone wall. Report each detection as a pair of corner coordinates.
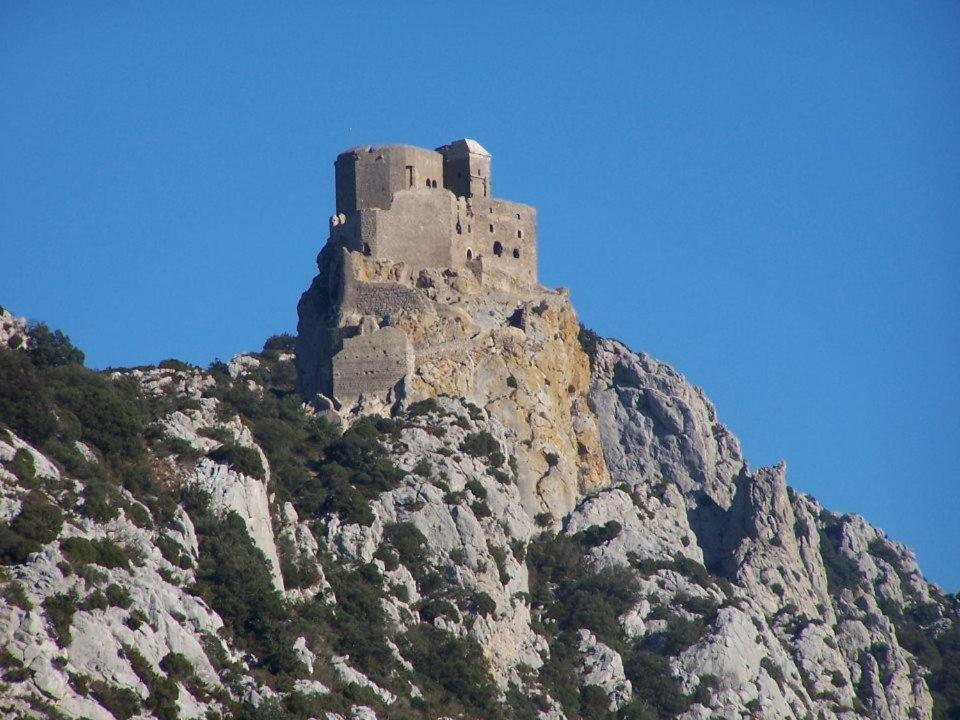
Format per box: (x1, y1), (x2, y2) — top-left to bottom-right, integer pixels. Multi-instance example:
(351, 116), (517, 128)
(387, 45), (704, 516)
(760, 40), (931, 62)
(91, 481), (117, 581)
(452, 197), (537, 285)
(330, 326), (413, 403)
(359, 189), (458, 269)
(330, 140), (538, 286)
(335, 145), (444, 214)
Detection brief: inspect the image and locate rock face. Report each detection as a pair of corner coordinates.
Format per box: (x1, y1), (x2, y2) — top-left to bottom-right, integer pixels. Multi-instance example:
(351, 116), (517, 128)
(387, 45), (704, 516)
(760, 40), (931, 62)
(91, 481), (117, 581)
(0, 298), (956, 720)
(297, 245), (609, 520)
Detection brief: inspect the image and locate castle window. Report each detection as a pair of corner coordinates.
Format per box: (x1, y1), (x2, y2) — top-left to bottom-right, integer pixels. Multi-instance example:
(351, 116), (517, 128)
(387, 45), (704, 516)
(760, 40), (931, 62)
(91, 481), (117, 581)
(406, 166), (414, 187)
(432, 179), (438, 188)
(516, 213), (521, 220)
(362, 243), (371, 256)
(489, 224), (494, 233)
(425, 178), (431, 187)
(513, 248), (520, 258)
(517, 230), (523, 239)
(456, 220), (462, 234)
(493, 241), (503, 256)
(466, 248), (473, 259)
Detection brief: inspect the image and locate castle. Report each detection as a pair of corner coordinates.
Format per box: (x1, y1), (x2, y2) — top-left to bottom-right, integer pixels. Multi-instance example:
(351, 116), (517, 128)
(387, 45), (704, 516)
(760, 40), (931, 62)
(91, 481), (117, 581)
(328, 139), (537, 284)
(298, 139), (540, 408)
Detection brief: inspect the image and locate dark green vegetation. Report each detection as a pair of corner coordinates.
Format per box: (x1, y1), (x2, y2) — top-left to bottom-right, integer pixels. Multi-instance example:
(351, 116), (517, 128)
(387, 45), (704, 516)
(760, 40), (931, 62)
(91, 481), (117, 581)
(3, 322), (959, 720)
(0, 328), (513, 719)
(527, 531), (721, 719)
(817, 513), (866, 595)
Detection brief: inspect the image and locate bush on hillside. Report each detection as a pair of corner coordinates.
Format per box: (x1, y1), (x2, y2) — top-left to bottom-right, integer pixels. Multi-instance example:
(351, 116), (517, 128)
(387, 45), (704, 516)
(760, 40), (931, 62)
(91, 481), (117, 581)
(0, 490), (63, 565)
(27, 323), (85, 368)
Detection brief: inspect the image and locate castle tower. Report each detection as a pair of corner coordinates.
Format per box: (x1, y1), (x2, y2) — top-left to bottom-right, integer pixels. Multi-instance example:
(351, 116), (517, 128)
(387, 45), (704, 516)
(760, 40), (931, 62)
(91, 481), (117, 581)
(438, 139), (492, 199)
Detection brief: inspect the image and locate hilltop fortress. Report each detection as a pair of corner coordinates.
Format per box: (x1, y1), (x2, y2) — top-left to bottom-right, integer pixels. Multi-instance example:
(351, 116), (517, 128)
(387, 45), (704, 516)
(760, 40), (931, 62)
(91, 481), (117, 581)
(329, 139), (537, 284)
(297, 137), (608, 513)
(298, 139), (544, 408)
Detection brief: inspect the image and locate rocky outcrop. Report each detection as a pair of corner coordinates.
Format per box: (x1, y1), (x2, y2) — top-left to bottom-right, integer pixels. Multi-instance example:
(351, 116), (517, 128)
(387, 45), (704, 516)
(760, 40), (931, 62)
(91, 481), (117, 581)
(0, 303), (954, 720)
(297, 247), (609, 520)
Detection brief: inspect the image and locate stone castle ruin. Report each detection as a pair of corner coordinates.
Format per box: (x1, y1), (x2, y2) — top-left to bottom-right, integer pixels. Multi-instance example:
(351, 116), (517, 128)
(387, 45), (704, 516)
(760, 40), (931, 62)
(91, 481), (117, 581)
(297, 139), (541, 409)
(330, 139), (537, 285)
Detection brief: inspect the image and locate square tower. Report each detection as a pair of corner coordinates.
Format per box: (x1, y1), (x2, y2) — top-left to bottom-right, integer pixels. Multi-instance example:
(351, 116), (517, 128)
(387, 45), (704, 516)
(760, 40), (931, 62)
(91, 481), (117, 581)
(438, 139), (492, 199)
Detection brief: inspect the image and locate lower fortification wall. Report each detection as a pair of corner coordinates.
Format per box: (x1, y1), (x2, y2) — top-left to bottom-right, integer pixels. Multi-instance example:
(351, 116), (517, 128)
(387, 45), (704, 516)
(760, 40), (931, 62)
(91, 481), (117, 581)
(331, 326), (413, 403)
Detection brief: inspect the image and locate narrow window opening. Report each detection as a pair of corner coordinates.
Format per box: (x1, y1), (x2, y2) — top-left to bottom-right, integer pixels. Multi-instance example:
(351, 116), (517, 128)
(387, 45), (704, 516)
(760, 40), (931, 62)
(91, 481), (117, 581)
(405, 166), (414, 187)
(466, 248), (473, 259)
(489, 224), (494, 233)
(425, 178), (431, 187)
(513, 248), (520, 259)
(517, 230), (523, 239)
(516, 213), (521, 219)
(432, 179), (438, 188)
(493, 241), (503, 256)
(362, 243), (371, 256)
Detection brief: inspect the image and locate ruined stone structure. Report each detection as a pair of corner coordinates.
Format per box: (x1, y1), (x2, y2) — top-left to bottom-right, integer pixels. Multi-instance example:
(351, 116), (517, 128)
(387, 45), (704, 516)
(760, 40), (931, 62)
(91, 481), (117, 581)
(298, 139), (542, 408)
(329, 139), (537, 285)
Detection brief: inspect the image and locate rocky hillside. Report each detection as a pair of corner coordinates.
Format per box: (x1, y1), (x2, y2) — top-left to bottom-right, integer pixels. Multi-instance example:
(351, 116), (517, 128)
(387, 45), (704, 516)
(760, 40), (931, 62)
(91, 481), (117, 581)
(0, 303), (957, 720)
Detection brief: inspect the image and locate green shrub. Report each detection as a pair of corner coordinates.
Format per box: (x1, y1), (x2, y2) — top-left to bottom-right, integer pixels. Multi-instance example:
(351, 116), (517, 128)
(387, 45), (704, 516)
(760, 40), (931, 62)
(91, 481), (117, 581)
(417, 598), (459, 623)
(105, 583), (132, 609)
(471, 500), (492, 518)
(60, 537), (131, 570)
(534, 512), (553, 527)
(0, 489), (63, 564)
(124, 645), (179, 720)
(159, 652), (194, 681)
(489, 545), (510, 585)
(760, 656), (785, 690)
(406, 398), (441, 417)
(460, 432), (504, 467)
(402, 624), (499, 716)
(465, 479), (487, 499)
(383, 522), (428, 574)
(819, 520), (864, 594)
(5, 448), (37, 486)
(575, 520), (622, 548)
(90, 681), (140, 719)
(659, 614), (708, 655)
(2, 581), (33, 611)
(263, 334), (296, 352)
(577, 325), (602, 369)
(0, 349), (59, 444)
(155, 534), (192, 569)
(27, 323), (85, 368)
(126, 502), (152, 529)
(623, 648), (690, 717)
(553, 565), (640, 649)
(43, 592), (78, 647)
(161, 436), (198, 458)
(473, 592), (497, 617)
(188, 506), (298, 676)
(207, 442), (265, 479)
(325, 565), (394, 680)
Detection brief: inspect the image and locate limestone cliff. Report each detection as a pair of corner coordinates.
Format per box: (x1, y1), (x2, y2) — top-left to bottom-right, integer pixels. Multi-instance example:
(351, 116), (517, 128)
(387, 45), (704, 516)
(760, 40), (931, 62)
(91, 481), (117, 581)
(0, 294), (956, 720)
(296, 245), (609, 520)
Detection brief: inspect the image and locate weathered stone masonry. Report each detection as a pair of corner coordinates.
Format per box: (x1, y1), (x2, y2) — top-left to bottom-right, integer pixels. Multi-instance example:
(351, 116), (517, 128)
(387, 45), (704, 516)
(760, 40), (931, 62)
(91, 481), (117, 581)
(297, 138), (540, 408)
(330, 139), (537, 286)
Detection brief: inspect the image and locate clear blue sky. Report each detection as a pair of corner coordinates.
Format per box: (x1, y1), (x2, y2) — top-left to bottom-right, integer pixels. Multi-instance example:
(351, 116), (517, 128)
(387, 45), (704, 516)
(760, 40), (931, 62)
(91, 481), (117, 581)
(2, 3), (958, 589)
